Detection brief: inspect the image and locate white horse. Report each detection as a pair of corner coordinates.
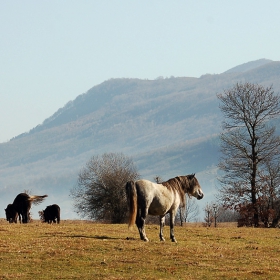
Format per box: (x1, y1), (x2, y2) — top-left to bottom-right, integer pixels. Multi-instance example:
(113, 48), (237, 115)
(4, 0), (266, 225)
(126, 174), (204, 242)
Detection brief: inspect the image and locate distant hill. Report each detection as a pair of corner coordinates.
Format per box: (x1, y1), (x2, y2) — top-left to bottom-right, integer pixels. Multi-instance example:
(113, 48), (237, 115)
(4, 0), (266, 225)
(1, 59), (280, 219)
(224, 58), (272, 73)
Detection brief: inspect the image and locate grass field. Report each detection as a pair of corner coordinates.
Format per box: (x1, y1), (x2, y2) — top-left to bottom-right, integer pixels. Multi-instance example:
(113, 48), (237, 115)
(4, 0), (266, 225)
(0, 219), (280, 279)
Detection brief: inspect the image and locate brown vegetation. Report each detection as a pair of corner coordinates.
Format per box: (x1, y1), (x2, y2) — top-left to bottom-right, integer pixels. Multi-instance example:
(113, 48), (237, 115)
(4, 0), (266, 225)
(0, 219), (280, 279)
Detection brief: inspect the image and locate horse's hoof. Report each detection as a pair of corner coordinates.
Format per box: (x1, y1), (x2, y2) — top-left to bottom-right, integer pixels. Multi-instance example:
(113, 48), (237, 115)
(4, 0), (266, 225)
(160, 238), (165, 242)
(171, 238), (177, 243)
(144, 238), (149, 242)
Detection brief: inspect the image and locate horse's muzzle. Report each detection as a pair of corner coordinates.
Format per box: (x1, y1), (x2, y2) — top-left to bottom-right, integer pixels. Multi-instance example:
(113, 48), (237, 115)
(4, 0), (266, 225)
(197, 193), (204, 200)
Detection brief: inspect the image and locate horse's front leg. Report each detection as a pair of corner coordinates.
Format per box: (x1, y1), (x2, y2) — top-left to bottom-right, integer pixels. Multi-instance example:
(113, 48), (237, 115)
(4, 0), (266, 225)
(21, 212), (28, 223)
(170, 212), (177, 243)
(159, 215), (165, 241)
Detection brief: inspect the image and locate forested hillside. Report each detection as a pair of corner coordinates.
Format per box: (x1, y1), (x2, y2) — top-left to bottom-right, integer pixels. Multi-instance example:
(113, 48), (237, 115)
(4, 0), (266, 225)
(1, 59), (280, 219)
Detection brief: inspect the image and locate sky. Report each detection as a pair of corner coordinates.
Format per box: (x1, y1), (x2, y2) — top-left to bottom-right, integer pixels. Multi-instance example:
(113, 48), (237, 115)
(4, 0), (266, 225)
(1, 0), (280, 143)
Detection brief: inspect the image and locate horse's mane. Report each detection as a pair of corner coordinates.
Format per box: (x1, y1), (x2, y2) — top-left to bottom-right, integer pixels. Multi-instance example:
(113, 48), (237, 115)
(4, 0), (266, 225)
(161, 176), (190, 207)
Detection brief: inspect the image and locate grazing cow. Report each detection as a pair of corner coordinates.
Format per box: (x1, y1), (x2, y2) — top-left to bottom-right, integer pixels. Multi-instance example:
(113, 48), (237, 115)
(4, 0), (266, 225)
(11, 193), (48, 223)
(5, 204), (20, 223)
(41, 204), (60, 224)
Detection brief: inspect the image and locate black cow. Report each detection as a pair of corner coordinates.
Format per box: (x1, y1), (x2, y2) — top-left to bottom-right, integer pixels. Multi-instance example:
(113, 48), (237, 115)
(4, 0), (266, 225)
(42, 204), (60, 224)
(8, 193), (48, 223)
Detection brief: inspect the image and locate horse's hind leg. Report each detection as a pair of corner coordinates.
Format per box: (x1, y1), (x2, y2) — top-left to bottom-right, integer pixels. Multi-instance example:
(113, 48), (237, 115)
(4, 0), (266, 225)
(136, 208), (149, 242)
(159, 215), (165, 241)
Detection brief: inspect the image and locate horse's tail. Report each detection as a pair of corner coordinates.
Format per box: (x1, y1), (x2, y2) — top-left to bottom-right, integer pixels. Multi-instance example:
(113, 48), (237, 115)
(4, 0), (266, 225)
(28, 195), (48, 205)
(126, 181), (137, 229)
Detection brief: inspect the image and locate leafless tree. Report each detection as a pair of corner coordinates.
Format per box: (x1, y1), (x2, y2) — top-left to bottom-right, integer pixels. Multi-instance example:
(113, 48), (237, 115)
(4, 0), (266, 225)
(176, 196), (200, 225)
(154, 176), (163, 184)
(217, 207), (239, 223)
(217, 82), (280, 227)
(70, 152), (139, 223)
(258, 160), (280, 226)
(203, 203), (214, 227)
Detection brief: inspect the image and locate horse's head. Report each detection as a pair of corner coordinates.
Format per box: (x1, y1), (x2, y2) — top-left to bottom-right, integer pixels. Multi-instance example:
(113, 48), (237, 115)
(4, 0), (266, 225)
(187, 174), (204, 200)
(4, 207), (9, 221)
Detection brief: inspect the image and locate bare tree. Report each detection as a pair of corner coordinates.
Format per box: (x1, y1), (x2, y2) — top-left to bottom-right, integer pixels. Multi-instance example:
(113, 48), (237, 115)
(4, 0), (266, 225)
(154, 176), (163, 184)
(217, 82), (280, 227)
(70, 152), (139, 223)
(258, 160), (280, 226)
(177, 196), (200, 225)
(203, 203), (214, 227)
(217, 207), (239, 223)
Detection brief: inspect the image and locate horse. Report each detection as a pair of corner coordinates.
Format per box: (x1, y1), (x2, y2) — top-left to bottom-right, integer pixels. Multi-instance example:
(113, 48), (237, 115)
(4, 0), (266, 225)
(11, 193), (48, 223)
(5, 204), (20, 223)
(39, 204), (60, 224)
(5, 204), (33, 224)
(126, 174), (204, 242)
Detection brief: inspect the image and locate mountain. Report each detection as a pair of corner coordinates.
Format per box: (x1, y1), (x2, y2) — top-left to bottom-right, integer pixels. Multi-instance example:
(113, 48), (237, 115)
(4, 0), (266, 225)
(1, 59), (280, 219)
(224, 58), (272, 73)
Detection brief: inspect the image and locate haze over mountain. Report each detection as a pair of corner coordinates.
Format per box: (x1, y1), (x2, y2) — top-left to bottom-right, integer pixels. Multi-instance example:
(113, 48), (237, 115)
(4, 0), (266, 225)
(1, 59), (280, 219)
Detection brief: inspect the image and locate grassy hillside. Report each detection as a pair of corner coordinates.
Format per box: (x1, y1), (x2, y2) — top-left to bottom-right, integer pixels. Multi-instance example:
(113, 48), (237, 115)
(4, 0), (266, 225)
(1, 220), (280, 279)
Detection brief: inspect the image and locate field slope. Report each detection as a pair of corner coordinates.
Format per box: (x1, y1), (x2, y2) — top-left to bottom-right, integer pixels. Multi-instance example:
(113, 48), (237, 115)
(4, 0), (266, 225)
(1, 220), (280, 279)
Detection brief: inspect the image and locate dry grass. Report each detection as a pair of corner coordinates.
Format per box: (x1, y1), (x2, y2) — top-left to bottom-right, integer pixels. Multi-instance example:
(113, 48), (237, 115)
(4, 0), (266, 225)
(0, 219), (280, 279)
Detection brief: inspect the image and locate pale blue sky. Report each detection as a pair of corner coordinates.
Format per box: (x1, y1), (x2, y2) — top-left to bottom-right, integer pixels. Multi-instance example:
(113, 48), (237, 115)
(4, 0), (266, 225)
(1, 1), (280, 143)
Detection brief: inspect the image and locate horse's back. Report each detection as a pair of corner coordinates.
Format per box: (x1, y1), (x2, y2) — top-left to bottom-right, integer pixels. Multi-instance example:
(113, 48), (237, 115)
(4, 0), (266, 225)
(135, 179), (178, 214)
(13, 193), (30, 211)
(135, 179), (173, 196)
(135, 179), (156, 195)
(44, 204), (60, 223)
(13, 193), (29, 203)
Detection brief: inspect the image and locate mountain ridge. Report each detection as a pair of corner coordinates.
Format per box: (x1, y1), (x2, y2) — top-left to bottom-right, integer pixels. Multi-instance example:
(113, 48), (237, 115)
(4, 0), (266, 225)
(223, 58), (272, 73)
(1, 59), (280, 219)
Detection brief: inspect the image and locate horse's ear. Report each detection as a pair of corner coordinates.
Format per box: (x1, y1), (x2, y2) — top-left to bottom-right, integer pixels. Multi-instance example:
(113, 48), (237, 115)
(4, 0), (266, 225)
(187, 174), (195, 179)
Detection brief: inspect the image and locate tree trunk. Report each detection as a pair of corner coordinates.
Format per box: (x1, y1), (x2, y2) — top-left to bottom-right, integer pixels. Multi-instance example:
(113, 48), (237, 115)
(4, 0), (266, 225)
(251, 138), (259, 227)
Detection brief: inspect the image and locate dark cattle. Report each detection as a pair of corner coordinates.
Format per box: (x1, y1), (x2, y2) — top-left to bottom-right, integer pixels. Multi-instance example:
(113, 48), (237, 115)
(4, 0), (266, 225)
(11, 193), (48, 223)
(42, 204), (60, 224)
(5, 204), (20, 223)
